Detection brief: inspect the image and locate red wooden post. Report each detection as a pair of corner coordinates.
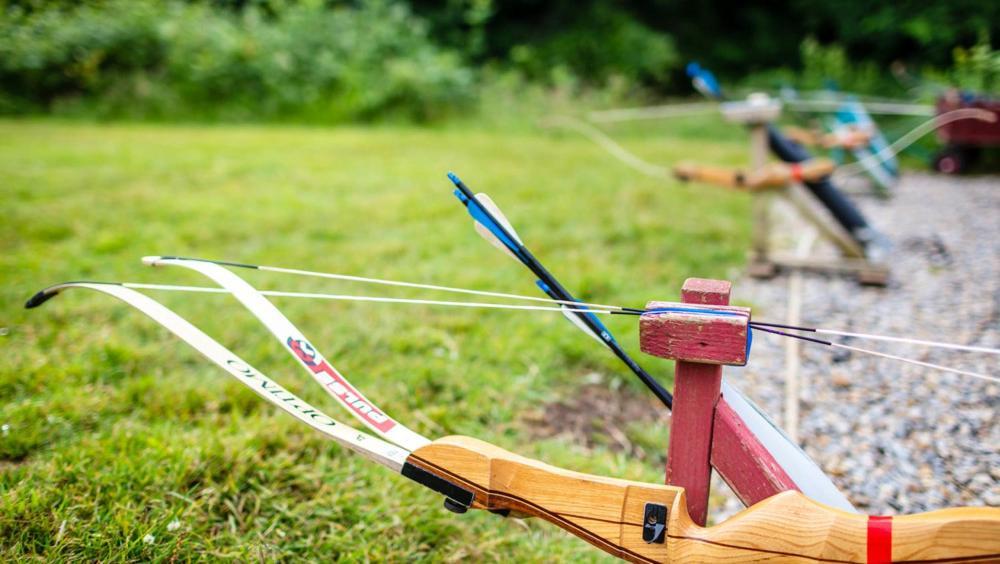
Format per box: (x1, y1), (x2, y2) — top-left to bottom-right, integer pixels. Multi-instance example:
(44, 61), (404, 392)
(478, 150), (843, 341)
(639, 278), (801, 516)
(710, 401), (799, 506)
(664, 278), (730, 525)
(639, 302), (750, 365)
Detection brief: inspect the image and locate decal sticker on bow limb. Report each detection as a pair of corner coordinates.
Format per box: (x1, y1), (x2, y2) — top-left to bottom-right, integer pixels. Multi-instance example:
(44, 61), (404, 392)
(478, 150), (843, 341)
(287, 337), (395, 432)
(226, 358), (339, 427)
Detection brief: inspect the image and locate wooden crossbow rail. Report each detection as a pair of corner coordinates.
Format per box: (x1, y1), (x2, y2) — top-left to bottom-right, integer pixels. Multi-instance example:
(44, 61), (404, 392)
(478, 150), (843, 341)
(674, 158), (836, 191)
(675, 98), (890, 285)
(408, 436), (1000, 563)
(27, 268), (1000, 562)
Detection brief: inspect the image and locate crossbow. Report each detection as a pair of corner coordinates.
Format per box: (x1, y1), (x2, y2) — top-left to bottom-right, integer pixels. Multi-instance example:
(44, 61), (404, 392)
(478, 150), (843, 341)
(26, 178), (1000, 562)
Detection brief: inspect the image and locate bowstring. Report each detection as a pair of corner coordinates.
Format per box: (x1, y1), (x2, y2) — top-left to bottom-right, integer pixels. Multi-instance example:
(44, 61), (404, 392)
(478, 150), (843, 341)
(833, 108), (997, 177)
(541, 109), (998, 182)
(121, 283), (621, 315)
(118, 280), (998, 382)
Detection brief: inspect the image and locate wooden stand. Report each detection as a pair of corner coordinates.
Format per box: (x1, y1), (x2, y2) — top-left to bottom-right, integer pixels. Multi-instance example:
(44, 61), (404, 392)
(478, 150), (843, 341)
(638, 278), (802, 526)
(701, 95), (890, 285)
(653, 279), (730, 525)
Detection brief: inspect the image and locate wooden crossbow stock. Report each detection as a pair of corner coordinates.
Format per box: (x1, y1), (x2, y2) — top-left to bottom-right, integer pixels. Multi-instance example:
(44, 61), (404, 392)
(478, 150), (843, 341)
(27, 257), (1000, 563)
(674, 158), (836, 191)
(408, 436), (1000, 563)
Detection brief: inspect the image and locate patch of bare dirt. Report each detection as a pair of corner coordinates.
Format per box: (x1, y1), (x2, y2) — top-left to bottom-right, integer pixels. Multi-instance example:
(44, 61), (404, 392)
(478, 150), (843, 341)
(522, 383), (671, 462)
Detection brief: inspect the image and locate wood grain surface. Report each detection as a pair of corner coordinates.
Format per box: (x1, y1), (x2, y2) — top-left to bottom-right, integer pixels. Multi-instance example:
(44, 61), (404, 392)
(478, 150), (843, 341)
(408, 435), (1000, 563)
(673, 159), (835, 190)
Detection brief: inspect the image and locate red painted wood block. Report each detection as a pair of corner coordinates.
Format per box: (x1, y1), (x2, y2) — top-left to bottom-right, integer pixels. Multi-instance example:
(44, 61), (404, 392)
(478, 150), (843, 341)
(681, 277), (733, 304)
(639, 300), (751, 365)
(711, 400), (799, 506)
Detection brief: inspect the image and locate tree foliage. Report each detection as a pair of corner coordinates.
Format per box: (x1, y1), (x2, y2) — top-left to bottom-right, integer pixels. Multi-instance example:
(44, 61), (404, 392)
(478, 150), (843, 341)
(413, 0), (998, 86)
(0, 0), (995, 121)
(0, 0), (473, 120)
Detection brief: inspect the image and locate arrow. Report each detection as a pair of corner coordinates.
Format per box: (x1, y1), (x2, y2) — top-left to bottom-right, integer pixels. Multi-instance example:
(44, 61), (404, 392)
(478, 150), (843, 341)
(449, 172), (675, 409)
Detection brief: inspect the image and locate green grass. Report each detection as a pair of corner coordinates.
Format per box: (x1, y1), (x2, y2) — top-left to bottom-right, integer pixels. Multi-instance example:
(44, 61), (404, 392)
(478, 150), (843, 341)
(0, 117), (749, 561)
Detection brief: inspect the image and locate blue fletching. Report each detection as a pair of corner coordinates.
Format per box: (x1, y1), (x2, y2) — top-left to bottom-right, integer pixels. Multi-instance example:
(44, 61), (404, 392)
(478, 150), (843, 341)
(687, 61), (722, 99)
(584, 309), (616, 343)
(447, 171), (461, 185)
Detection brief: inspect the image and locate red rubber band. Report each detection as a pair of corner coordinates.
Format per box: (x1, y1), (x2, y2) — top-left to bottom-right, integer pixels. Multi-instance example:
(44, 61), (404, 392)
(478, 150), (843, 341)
(790, 163), (803, 182)
(867, 515), (892, 563)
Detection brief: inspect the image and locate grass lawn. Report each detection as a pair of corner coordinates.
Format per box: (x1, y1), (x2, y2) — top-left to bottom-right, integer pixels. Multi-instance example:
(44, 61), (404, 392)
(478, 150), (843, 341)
(0, 117), (749, 561)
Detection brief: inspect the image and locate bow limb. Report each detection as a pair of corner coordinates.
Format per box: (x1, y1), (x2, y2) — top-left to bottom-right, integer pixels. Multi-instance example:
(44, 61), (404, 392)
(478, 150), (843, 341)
(26, 281), (483, 507)
(409, 436), (1000, 563)
(143, 256), (431, 452)
(25, 281), (410, 471)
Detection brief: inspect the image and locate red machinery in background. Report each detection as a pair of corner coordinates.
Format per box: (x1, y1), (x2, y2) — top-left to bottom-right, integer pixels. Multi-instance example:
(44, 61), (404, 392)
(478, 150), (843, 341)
(933, 92), (1000, 174)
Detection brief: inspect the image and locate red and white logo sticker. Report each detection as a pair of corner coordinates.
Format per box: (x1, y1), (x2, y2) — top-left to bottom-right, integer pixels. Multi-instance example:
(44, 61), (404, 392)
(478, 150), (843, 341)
(287, 338), (396, 433)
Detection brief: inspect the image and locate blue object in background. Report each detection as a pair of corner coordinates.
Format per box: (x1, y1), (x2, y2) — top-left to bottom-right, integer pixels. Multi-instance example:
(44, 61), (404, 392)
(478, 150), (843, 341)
(835, 98), (899, 178)
(686, 62), (723, 100)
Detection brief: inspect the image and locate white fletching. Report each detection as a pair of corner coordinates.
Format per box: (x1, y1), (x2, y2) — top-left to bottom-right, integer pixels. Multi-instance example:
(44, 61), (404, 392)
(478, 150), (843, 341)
(477, 193), (522, 243)
(560, 305), (607, 346)
(472, 192), (523, 260)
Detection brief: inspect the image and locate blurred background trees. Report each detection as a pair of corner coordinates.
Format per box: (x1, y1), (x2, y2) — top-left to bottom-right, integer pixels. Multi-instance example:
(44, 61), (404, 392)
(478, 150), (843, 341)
(0, 0), (997, 122)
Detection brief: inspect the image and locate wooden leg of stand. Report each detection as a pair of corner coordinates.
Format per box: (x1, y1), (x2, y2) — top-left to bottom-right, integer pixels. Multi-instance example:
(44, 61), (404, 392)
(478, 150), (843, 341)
(665, 278), (730, 526)
(749, 125), (771, 267)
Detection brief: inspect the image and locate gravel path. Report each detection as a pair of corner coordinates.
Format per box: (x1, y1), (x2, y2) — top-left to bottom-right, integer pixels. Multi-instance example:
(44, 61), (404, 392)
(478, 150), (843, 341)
(711, 172), (999, 520)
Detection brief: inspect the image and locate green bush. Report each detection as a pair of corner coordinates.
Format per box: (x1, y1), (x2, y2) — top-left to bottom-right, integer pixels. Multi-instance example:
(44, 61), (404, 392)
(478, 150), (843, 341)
(0, 0), (474, 121)
(784, 34), (999, 99)
(506, 4), (678, 88)
(798, 37), (898, 95)
(0, 1), (163, 111)
(948, 32), (999, 93)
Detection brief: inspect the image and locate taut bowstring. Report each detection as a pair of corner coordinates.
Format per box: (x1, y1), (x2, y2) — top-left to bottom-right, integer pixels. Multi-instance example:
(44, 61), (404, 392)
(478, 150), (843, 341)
(106, 268), (999, 383)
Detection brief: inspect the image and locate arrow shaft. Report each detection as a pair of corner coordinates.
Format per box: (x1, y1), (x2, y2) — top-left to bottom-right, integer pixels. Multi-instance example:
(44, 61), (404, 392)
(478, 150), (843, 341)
(451, 176), (674, 409)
